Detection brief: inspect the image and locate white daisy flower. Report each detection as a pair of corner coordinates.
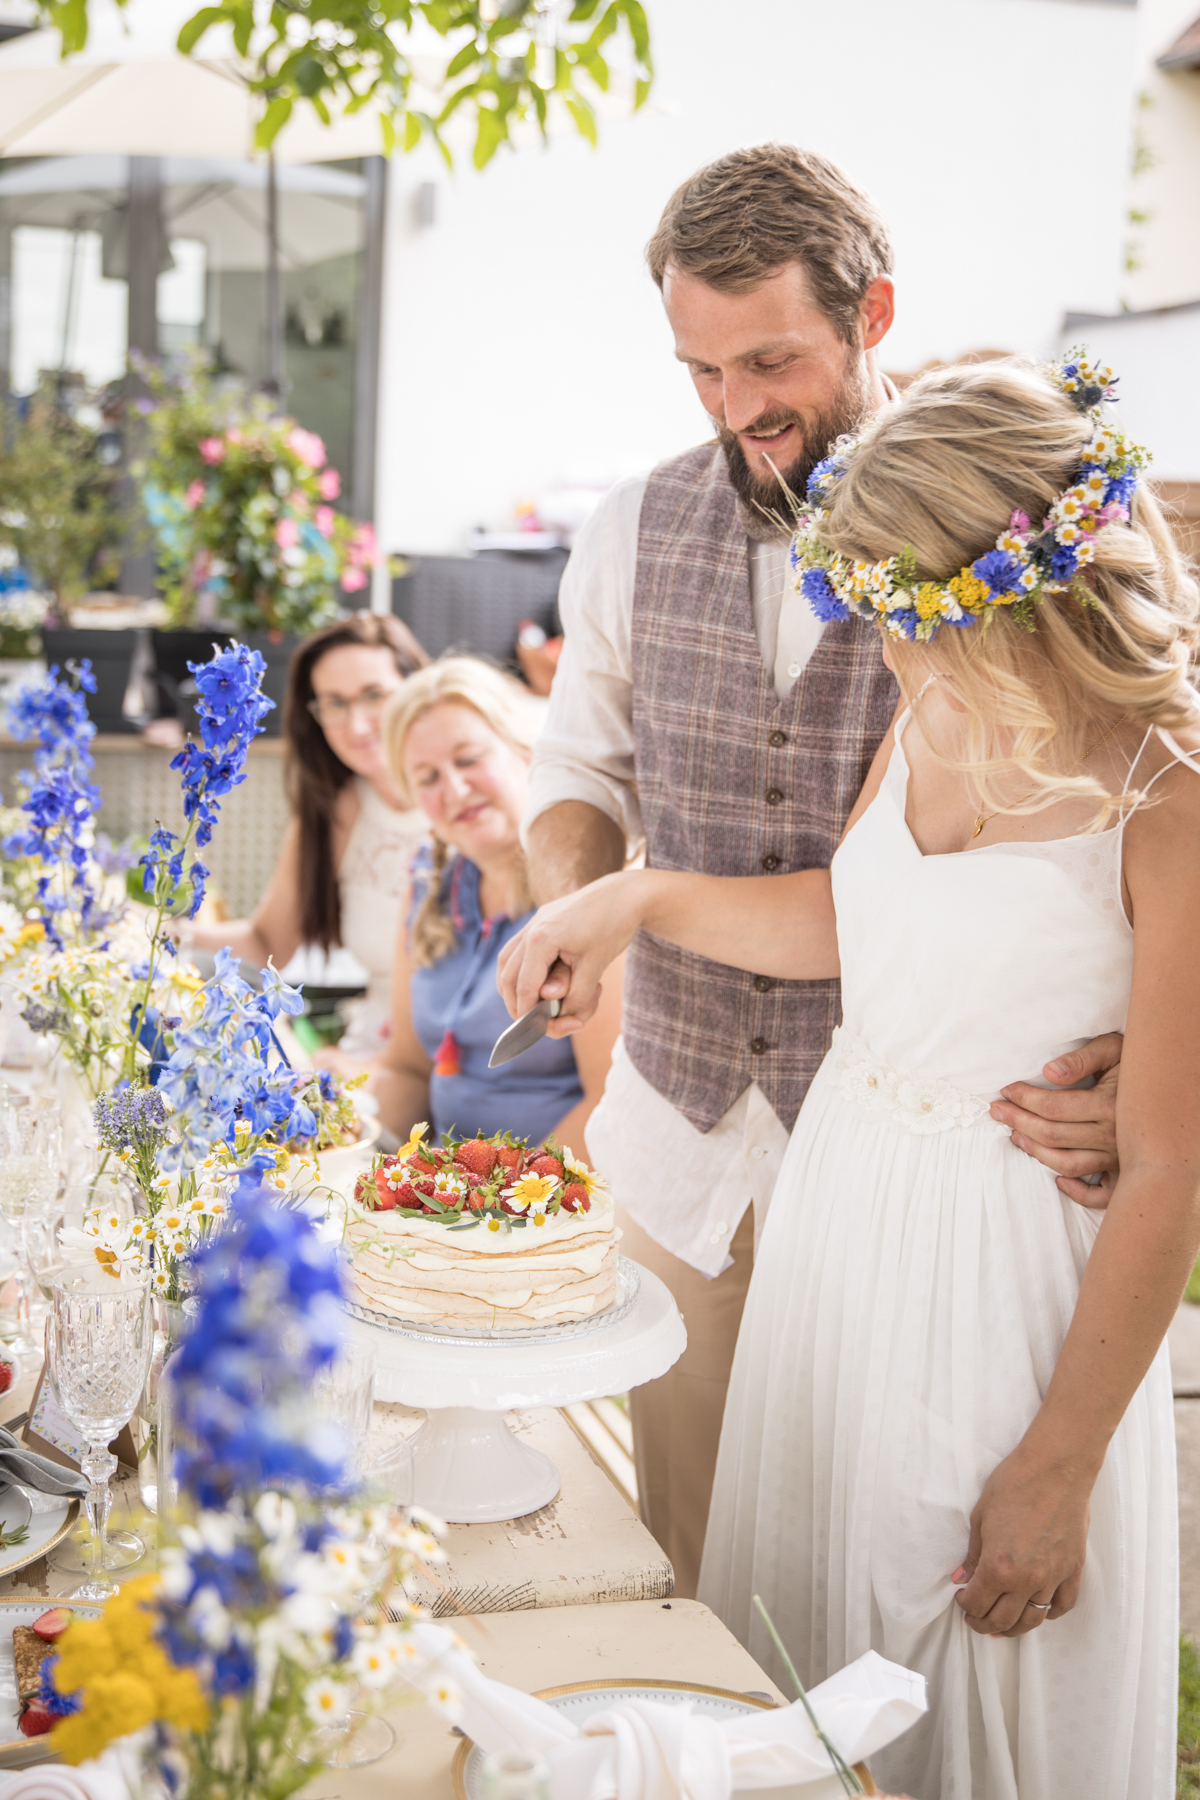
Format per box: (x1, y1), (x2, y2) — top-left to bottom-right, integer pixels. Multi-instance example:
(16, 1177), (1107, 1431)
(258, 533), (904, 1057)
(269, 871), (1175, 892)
(304, 1676), (350, 1725)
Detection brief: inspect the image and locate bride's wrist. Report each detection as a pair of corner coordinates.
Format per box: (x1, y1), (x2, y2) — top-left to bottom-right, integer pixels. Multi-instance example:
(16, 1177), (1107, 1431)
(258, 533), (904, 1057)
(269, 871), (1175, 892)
(1015, 1412), (1110, 1487)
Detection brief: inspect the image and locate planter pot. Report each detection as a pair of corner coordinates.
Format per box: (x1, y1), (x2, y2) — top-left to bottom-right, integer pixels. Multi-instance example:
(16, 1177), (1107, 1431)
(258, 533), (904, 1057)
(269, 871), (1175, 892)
(151, 628), (297, 738)
(41, 627), (142, 734)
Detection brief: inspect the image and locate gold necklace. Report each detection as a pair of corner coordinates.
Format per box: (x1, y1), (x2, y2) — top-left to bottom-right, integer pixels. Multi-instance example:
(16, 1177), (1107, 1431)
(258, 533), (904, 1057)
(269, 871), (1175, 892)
(969, 716), (1129, 842)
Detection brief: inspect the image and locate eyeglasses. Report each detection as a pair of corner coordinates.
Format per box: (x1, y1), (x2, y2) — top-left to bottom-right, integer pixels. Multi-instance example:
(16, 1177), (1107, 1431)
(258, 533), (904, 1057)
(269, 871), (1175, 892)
(307, 686), (396, 727)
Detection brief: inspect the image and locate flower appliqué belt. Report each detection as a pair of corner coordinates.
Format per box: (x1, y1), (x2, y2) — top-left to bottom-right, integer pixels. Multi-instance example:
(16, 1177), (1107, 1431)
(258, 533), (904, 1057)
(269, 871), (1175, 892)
(826, 1028), (995, 1135)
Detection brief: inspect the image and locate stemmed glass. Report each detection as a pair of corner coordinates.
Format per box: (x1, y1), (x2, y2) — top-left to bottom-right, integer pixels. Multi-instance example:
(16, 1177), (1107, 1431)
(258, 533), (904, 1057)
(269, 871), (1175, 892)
(46, 1273), (154, 1600)
(0, 1093), (62, 1351)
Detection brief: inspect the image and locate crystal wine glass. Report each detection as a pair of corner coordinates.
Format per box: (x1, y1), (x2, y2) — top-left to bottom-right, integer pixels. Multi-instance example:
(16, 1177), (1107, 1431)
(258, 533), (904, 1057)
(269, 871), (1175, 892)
(0, 1093), (61, 1350)
(47, 1273), (154, 1599)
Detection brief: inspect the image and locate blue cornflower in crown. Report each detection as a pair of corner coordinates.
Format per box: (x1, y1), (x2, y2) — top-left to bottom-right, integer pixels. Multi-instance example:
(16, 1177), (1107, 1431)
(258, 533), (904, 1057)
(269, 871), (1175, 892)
(788, 348), (1152, 643)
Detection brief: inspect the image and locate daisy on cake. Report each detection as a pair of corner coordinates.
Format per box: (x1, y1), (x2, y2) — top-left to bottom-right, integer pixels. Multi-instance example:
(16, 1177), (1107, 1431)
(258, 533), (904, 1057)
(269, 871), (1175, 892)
(346, 1125), (619, 1328)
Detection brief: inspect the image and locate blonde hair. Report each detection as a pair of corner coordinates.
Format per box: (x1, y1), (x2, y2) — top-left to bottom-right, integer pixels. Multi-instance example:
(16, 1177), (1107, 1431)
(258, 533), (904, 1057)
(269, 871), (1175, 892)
(818, 359), (1200, 825)
(385, 657), (542, 966)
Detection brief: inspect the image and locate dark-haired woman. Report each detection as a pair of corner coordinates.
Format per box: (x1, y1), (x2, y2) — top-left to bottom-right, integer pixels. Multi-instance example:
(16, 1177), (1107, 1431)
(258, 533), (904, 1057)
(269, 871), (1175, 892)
(180, 613), (429, 1061)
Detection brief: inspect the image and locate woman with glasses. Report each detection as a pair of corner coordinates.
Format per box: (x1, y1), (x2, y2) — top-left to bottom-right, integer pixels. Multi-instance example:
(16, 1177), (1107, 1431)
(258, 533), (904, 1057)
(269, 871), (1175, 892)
(179, 614), (429, 1063)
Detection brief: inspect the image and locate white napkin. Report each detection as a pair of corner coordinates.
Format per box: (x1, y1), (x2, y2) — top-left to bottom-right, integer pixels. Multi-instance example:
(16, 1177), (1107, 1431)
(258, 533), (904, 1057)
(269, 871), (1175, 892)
(411, 1624), (927, 1800)
(0, 1750), (131, 1800)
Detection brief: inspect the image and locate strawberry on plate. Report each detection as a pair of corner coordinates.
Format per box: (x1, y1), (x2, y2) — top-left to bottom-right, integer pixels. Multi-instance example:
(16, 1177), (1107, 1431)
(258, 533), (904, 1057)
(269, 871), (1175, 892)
(31, 1608), (72, 1643)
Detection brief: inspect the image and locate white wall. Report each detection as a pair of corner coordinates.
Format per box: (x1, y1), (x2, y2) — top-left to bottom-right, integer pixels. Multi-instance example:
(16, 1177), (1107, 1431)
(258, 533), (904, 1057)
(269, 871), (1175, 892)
(1060, 302), (1200, 482)
(1121, 0), (1200, 313)
(374, 0), (1140, 555)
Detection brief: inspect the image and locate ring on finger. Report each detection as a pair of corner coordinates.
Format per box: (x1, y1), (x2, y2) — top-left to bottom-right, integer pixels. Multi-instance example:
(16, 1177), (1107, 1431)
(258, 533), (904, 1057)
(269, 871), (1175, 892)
(1027, 1600), (1052, 1612)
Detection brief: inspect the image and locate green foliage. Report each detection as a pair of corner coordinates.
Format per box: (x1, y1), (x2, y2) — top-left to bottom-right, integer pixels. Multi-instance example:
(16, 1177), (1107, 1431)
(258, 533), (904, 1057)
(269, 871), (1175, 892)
(135, 358), (373, 635)
(0, 385), (126, 609)
(1185, 1252), (1200, 1306)
(1180, 1634), (1200, 1794)
(36, 0), (655, 166)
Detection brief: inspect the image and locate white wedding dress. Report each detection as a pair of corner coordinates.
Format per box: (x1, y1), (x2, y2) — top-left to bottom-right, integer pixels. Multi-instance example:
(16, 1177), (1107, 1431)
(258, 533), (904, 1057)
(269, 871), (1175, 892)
(698, 713), (1193, 1800)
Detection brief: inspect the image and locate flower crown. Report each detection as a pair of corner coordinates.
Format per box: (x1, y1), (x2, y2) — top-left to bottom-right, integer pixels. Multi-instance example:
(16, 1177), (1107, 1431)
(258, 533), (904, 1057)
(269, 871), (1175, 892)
(788, 349), (1151, 643)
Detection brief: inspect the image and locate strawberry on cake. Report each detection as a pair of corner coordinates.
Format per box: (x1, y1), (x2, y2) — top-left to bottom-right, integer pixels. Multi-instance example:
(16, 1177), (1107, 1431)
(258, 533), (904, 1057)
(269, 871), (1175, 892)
(345, 1126), (619, 1328)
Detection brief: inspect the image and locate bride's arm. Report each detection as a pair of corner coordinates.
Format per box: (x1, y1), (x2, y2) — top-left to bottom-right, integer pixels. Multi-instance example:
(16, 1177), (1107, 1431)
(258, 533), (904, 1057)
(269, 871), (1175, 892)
(498, 710), (900, 1029)
(955, 749), (1200, 1636)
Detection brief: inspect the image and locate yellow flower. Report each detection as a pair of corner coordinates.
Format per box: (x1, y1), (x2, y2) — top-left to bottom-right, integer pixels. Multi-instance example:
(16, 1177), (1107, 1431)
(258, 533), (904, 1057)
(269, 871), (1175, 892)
(505, 1173), (557, 1213)
(51, 1575), (209, 1765)
(945, 571), (990, 614)
(398, 1121), (429, 1159)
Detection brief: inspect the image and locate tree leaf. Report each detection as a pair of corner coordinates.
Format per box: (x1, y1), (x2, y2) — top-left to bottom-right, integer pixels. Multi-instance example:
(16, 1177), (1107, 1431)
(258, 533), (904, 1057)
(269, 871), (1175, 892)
(446, 38), (481, 78)
(564, 93), (597, 146)
(404, 109), (423, 150)
(175, 3), (228, 55)
(254, 94), (294, 149)
(473, 103), (506, 169)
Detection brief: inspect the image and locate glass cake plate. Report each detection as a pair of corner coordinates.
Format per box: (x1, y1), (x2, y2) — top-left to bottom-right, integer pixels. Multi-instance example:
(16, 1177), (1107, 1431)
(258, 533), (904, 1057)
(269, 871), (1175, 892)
(344, 1255), (641, 1347)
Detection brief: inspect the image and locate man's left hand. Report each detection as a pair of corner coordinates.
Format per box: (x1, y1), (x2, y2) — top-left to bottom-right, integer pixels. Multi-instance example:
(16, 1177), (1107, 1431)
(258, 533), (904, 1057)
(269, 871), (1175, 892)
(990, 1032), (1122, 1209)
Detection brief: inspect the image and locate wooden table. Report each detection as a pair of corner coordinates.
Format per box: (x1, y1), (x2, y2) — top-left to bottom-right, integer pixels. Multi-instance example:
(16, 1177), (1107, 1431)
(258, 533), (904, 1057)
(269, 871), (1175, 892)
(303, 1598), (786, 1800)
(0, 1379), (672, 1615)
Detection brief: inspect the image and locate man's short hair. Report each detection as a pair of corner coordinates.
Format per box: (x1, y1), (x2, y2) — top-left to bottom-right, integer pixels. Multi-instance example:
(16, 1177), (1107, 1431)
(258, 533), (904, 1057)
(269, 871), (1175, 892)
(646, 143), (893, 346)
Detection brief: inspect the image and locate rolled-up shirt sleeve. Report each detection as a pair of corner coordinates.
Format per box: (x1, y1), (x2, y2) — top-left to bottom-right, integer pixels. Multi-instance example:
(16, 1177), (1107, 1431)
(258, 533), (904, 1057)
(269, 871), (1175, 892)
(524, 474), (646, 848)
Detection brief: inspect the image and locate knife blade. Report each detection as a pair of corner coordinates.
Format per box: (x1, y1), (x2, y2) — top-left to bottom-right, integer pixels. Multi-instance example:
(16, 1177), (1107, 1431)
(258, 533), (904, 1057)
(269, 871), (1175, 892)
(489, 998), (561, 1068)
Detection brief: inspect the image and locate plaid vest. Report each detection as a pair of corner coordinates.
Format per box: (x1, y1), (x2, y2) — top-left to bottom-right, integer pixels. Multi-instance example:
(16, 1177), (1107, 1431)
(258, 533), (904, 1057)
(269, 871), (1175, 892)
(623, 443), (897, 1132)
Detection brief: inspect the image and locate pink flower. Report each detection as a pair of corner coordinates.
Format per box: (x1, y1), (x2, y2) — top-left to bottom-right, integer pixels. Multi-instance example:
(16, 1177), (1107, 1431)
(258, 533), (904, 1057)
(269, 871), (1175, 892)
(1008, 510), (1031, 534)
(288, 427), (327, 469)
(1097, 501), (1128, 526)
(314, 505), (335, 537)
(275, 517), (300, 550)
(226, 428), (243, 446)
(349, 522), (379, 567)
(198, 437), (226, 465)
(340, 567), (369, 593)
(185, 480), (206, 510)
(318, 467), (341, 501)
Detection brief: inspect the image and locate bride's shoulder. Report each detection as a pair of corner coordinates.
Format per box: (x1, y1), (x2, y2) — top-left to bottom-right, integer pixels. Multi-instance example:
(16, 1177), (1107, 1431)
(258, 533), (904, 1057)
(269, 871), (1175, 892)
(1123, 714), (1200, 874)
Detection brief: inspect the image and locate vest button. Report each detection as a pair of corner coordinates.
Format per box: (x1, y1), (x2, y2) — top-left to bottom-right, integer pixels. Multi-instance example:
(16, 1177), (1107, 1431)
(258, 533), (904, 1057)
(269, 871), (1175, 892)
(761, 853), (780, 871)
(768, 730), (787, 747)
(753, 975), (772, 993)
(750, 1037), (769, 1056)
(765, 788), (784, 805)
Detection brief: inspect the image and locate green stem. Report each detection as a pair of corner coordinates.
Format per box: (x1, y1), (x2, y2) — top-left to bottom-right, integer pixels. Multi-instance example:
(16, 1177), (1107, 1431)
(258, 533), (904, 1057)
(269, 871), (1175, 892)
(752, 1595), (864, 1795)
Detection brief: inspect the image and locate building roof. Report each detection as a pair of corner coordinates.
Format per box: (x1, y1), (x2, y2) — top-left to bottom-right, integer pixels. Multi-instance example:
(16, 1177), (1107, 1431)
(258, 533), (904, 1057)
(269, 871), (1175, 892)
(1159, 12), (1200, 70)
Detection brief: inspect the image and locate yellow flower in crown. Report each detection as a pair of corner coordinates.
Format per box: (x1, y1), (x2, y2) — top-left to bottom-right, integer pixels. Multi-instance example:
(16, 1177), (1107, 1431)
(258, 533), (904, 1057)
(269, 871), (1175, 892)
(398, 1121), (429, 1160)
(503, 1172), (559, 1215)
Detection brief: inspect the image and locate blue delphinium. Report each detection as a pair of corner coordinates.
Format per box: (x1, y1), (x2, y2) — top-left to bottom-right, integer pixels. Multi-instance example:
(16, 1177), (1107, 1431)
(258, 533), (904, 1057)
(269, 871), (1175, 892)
(168, 1175), (348, 1517)
(2, 662), (110, 950)
(139, 642), (274, 923)
(155, 948), (311, 1168)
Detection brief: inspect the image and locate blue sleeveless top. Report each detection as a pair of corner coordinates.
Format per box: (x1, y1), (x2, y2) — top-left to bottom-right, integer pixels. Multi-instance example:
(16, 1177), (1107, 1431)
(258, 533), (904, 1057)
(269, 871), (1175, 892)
(407, 847), (583, 1143)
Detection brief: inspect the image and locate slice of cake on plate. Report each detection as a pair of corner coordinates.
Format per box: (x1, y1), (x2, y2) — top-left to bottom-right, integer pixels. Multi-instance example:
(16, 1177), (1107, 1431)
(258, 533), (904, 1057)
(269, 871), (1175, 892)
(345, 1127), (620, 1329)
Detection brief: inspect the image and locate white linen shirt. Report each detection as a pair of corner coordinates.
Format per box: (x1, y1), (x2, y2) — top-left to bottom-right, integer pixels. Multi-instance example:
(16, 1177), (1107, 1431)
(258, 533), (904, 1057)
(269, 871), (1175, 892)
(526, 471), (826, 1278)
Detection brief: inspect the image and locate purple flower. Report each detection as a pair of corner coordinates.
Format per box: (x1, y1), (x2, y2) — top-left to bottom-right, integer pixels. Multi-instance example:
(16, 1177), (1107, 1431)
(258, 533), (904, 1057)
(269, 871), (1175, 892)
(970, 549), (1026, 599)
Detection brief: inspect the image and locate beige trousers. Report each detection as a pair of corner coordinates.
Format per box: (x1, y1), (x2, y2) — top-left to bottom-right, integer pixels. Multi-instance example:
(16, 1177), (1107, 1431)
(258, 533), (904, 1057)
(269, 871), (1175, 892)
(616, 1204), (755, 1600)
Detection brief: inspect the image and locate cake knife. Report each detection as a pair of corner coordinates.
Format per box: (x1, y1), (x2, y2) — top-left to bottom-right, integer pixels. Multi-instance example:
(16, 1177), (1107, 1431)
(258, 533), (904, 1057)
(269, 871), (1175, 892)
(488, 998), (561, 1067)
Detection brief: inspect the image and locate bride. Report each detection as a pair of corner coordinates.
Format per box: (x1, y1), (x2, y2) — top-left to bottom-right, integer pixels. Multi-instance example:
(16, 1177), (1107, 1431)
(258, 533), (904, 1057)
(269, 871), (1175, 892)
(497, 355), (1200, 1797)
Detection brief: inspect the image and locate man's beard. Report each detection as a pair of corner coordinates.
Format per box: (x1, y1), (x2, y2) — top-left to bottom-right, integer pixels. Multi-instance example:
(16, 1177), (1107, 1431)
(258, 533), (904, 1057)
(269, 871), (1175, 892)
(716, 354), (871, 537)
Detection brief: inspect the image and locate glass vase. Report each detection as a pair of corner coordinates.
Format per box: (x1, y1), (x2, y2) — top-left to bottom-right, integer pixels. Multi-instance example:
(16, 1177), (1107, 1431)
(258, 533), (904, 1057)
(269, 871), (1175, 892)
(134, 1297), (191, 1515)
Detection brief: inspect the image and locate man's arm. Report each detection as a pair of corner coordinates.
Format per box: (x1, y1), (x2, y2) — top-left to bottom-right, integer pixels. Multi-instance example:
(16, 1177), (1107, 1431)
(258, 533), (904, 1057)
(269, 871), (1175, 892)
(991, 1034), (1122, 1207)
(526, 800), (627, 903)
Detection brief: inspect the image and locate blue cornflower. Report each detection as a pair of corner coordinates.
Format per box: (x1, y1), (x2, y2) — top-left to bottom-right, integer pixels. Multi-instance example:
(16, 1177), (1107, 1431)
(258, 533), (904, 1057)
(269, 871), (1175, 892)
(37, 1656), (82, 1718)
(800, 567), (851, 623)
(970, 549), (1027, 598)
(1104, 468), (1138, 507)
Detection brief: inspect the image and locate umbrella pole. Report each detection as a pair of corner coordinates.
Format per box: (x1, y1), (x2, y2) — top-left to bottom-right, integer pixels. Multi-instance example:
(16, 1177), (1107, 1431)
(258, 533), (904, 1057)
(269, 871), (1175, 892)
(264, 149), (283, 402)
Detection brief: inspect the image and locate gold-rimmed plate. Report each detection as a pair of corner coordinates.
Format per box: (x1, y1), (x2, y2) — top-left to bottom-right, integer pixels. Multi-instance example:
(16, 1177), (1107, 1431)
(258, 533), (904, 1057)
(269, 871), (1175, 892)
(0, 1498), (79, 1583)
(0, 1595), (103, 1766)
(451, 1679), (878, 1797)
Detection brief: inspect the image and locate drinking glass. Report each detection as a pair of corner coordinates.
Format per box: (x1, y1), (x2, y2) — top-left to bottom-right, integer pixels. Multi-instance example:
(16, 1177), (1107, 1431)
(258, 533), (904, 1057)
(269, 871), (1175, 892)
(47, 1273), (154, 1599)
(313, 1338), (377, 1483)
(0, 1094), (62, 1350)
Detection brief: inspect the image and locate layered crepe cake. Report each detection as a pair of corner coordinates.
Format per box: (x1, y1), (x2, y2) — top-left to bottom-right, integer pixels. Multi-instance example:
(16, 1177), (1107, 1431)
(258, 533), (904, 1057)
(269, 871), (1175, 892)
(347, 1127), (619, 1329)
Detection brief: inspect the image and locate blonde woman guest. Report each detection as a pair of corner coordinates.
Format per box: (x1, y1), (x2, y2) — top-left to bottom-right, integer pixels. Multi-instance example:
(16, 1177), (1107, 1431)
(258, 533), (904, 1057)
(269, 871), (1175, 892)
(181, 614), (428, 1061)
(500, 358), (1200, 1795)
(364, 657), (621, 1148)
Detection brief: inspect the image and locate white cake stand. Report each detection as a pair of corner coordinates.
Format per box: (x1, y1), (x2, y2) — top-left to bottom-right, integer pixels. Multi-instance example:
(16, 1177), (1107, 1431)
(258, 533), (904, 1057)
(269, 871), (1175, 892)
(345, 1263), (685, 1524)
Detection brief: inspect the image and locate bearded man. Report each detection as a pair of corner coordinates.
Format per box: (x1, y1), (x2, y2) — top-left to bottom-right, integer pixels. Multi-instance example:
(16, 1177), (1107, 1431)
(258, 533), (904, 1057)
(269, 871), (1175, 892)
(522, 144), (1121, 1597)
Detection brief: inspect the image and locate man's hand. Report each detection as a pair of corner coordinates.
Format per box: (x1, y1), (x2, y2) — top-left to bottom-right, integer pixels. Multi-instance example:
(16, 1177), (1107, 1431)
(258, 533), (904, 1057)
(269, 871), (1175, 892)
(990, 1032), (1122, 1209)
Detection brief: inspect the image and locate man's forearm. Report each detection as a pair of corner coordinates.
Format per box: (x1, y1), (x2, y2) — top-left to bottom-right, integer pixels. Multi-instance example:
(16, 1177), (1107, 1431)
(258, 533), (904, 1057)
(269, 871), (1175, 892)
(526, 800), (627, 903)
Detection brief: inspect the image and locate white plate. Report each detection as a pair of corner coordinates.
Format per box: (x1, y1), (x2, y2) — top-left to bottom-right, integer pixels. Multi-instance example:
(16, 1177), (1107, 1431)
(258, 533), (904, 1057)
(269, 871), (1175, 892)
(0, 1597), (103, 1766)
(0, 1492), (77, 1583)
(454, 1682), (769, 1797)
